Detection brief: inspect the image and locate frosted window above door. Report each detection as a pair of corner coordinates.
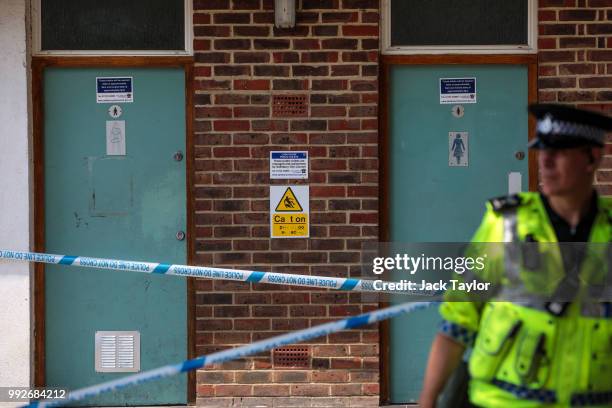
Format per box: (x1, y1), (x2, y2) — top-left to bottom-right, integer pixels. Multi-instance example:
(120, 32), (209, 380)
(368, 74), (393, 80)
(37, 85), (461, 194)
(386, 0), (532, 52)
(39, 0), (185, 52)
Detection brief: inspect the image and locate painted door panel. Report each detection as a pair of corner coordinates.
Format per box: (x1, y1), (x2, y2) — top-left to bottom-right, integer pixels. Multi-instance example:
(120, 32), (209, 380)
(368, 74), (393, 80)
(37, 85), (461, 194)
(44, 67), (187, 405)
(388, 65), (529, 402)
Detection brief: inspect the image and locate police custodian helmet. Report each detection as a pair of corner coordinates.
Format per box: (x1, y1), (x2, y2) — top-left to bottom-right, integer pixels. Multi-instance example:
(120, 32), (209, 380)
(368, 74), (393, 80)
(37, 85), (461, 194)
(528, 103), (612, 149)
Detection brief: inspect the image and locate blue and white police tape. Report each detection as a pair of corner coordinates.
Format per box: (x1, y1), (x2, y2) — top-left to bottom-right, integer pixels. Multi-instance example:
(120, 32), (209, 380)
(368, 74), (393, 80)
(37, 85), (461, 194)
(0, 249), (377, 292)
(24, 301), (434, 408)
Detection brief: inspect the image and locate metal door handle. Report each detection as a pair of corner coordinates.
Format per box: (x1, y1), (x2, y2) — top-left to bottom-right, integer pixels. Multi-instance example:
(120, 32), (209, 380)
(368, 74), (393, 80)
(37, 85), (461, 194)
(176, 231), (185, 241)
(174, 151), (184, 161)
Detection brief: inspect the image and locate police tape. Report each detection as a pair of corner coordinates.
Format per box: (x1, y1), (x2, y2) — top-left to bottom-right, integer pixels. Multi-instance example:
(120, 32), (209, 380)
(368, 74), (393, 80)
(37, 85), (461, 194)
(24, 301), (434, 408)
(0, 249), (379, 292)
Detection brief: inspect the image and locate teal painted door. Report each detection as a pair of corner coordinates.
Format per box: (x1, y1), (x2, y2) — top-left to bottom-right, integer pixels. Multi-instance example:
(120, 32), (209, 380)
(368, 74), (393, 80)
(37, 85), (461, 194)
(44, 67), (187, 405)
(388, 65), (529, 402)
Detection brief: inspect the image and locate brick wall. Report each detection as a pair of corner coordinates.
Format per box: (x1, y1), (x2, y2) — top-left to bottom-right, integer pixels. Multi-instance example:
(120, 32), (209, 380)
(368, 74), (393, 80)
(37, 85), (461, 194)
(190, 0), (611, 405)
(192, 0), (380, 406)
(536, 0), (612, 193)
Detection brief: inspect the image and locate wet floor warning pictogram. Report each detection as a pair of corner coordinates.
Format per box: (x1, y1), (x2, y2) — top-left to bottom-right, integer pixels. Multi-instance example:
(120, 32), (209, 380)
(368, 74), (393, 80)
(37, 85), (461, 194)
(275, 187), (304, 212)
(270, 186), (309, 238)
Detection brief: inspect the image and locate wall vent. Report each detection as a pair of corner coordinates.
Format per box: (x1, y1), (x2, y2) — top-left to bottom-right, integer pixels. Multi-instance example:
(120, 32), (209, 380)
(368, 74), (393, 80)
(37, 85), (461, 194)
(95, 331), (140, 372)
(273, 346), (310, 368)
(272, 94), (308, 117)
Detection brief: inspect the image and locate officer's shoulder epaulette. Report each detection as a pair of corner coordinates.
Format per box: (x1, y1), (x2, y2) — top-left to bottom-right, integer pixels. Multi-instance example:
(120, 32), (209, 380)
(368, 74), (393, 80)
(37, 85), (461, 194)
(488, 193), (522, 213)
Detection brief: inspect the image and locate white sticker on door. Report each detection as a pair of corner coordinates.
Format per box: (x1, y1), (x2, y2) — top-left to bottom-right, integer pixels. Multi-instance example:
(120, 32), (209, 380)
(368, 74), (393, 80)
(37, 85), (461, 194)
(106, 121), (126, 156)
(449, 132), (468, 167)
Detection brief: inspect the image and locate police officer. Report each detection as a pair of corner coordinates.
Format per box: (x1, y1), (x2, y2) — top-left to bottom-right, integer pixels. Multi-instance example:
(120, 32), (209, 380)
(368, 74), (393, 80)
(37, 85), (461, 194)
(419, 104), (612, 408)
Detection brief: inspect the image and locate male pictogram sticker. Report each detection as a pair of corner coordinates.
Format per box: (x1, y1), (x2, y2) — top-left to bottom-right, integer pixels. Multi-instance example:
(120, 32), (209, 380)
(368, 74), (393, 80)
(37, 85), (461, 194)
(270, 186), (309, 238)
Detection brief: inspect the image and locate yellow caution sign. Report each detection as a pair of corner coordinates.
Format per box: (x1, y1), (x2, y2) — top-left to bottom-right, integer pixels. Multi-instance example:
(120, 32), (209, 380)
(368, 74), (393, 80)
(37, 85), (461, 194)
(270, 186), (309, 238)
(275, 187), (303, 212)
(272, 213), (308, 237)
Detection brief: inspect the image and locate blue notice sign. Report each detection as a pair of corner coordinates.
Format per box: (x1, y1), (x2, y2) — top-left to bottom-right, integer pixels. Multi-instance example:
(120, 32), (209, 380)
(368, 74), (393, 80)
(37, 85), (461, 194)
(270, 151), (308, 179)
(439, 77), (476, 104)
(96, 77), (133, 103)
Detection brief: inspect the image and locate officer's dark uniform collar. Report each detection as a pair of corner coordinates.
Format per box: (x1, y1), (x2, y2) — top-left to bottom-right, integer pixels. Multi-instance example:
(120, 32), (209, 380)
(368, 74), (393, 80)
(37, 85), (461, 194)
(540, 191), (598, 242)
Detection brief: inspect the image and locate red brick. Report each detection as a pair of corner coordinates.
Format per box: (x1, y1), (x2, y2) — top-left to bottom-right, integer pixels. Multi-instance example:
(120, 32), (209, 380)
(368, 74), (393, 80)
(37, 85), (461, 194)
(272, 318), (309, 330)
(313, 345), (349, 357)
(234, 52), (270, 63)
(215, 384), (252, 397)
(539, 0), (576, 6)
(196, 106), (232, 118)
(560, 37), (597, 48)
(232, 0), (261, 9)
(273, 52), (300, 63)
(271, 292), (310, 304)
(331, 384), (361, 396)
(193, 39), (211, 50)
(558, 91), (596, 102)
(291, 384), (330, 397)
(252, 305), (288, 317)
(539, 77), (577, 89)
(587, 24), (612, 35)
(234, 79), (270, 91)
(330, 358), (361, 369)
(194, 26), (231, 37)
(539, 24), (576, 36)
(253, 385), (291, 396)
(302, 0), (339, 9)
(253, 11), (274, 23)
(322, 39), (359, 49)
(197, 384), (214, 397)
(363, 383), (380, 395)
(559, 63), (596, 75)
(559, 9), (597, 20)
(233, 106), (270, 118)
(233, 133), (269, 144)
(342, 25), (378, 36)
(539, 38), (557, 50)
(580, 76), (612, 88)
(214, 39), (251, 50)
(194, 0), (229, 9)
(213, 120), (250, 132)
(588, 50), (612, 61)
(314, 25), (339, 36)
(322, 12), (359, 23)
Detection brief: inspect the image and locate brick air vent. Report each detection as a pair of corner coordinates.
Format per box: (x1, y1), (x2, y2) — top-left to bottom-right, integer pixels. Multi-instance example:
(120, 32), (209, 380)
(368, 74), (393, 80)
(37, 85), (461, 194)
(273, 346), (310, 368)
(272, 94), (308, 118)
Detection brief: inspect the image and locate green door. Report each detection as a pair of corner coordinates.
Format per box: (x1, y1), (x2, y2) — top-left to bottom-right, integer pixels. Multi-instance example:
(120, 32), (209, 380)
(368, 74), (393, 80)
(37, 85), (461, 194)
(44, 67), (187, 405)
(387, 65), (529, 402)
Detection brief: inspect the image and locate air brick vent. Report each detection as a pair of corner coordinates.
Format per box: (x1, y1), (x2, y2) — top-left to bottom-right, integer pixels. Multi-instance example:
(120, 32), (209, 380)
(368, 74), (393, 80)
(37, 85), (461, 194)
(273, 346), (310, 368)
(272, 94), (308, 117)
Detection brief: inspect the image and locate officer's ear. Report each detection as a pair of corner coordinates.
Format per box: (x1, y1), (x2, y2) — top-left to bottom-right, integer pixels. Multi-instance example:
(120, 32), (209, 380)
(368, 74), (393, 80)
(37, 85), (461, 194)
(586, 147), (603, 171)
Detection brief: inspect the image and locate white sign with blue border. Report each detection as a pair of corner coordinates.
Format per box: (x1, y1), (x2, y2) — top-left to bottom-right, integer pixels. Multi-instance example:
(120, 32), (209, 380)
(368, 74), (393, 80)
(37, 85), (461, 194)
(96, 77), (134, 103)
(439, 77), (476, 104)
(270, 151), (308, 179)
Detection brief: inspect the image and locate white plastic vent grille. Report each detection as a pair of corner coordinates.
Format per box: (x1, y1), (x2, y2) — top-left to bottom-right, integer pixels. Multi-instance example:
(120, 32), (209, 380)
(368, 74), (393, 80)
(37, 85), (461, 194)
(95, 331), (140, 372)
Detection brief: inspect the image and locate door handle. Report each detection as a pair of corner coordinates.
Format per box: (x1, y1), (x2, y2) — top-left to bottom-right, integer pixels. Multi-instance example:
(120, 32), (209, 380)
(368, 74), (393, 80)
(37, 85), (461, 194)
(176, 231), (185, 241)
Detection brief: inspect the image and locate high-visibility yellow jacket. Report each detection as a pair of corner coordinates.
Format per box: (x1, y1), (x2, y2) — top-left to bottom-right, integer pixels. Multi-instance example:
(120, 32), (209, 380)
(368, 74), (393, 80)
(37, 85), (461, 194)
(440, 192), (612, 407)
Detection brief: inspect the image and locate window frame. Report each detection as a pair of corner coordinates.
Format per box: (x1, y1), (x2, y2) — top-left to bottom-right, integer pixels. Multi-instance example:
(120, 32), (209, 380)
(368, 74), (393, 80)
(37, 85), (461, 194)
(31, 0), (193, 56)
(381, 0), (538, 55)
